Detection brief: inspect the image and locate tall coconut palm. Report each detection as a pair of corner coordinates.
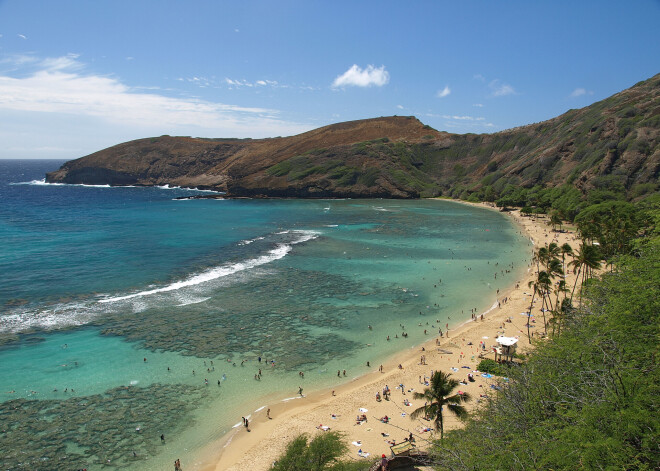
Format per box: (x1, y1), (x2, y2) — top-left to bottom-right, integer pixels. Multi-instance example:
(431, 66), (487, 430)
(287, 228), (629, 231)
(569, 243), (602, 302)
(410, 371), (470, 439)
(550, 211), (563, 232)
(536, 246), (549, 272)
(560, 243), (573, 277)
(547, 242), (560, 262)
(532, 270), (553, 335)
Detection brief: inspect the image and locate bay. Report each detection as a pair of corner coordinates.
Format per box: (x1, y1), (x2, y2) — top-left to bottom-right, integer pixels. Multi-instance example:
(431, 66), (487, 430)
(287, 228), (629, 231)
(0, 159), (532, 470)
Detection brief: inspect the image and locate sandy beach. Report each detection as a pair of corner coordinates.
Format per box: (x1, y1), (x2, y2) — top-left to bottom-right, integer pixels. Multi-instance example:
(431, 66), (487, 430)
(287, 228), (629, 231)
(200, 203), (580, 471)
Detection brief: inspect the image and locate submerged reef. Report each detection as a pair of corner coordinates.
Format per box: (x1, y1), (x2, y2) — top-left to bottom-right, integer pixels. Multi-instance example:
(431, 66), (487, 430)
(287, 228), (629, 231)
(97, 268), (416, 368)
(0, 383), (208, 470)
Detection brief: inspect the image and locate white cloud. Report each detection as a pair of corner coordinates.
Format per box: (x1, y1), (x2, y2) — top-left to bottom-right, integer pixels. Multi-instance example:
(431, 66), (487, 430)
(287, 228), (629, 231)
(397, 104), (404, 110)
(0, 55), (312, 157)
(441, 115), (485, 121)
(40, 54), (82, 71)
(18, 34), (27, 40)
(332, 64), (389, 88)
(489, 80), (515, 97)
(224, 77), (278, 88)
(473, 103), (484, 107)
(436, 86), (451, 98)
(473, 74), (485, 82)
(570, 87), (593, 97)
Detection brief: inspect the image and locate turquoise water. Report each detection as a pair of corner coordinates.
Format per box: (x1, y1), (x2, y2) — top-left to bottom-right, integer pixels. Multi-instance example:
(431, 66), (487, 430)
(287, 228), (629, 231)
(0, 160), (532, 470)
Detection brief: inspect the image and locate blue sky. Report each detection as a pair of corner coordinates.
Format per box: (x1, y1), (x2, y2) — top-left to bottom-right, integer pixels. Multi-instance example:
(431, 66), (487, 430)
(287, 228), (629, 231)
(0, 1), (658, 159)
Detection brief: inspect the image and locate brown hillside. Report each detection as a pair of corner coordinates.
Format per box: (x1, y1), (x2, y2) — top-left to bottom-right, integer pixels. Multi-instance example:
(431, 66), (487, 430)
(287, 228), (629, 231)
(46, 116), (444, 196)
(46, 74), (659, 200)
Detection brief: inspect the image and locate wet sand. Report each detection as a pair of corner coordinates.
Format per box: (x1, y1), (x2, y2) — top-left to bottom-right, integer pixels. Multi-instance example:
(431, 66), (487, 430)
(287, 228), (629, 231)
(199, 203), (580, 471)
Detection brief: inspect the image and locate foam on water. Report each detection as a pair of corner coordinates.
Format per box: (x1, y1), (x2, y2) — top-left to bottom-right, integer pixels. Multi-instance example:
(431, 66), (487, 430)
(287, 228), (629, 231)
(1, 230), (319, 334)
(12, 179), (223, 193)
(100, 230), (318, 303)
(12, 179), (115, 188)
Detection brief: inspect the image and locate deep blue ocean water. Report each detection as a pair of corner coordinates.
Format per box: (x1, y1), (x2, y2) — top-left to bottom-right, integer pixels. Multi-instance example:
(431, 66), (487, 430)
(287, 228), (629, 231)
(0, 159), (532, 470)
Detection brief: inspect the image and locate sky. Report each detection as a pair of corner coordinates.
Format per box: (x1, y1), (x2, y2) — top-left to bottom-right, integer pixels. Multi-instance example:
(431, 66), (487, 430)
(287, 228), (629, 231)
(0, 1), (658, 159)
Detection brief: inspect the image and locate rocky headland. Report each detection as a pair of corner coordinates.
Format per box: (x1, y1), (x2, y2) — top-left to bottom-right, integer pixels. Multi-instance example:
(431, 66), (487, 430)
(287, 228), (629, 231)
(46, 74), (659, 200)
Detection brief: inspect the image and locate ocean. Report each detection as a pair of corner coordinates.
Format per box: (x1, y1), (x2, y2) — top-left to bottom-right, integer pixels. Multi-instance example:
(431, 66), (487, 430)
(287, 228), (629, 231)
(0, 159), (532, 470)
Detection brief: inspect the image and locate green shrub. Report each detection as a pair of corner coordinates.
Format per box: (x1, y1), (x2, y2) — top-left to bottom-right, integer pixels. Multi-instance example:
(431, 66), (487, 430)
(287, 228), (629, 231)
(477, 359), (506, 376)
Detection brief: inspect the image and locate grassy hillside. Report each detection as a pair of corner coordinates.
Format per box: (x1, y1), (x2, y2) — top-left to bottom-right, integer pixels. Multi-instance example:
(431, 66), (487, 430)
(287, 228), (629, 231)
(260, 74), (659, 200)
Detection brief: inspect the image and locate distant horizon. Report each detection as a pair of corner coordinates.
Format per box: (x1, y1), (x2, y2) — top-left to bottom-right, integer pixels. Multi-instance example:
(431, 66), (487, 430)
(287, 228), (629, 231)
(1, 1), (658, 159)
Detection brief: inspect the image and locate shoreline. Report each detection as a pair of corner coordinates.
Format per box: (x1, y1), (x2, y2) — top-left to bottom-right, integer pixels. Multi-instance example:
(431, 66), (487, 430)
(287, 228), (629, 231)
(197, 202), (579, 471)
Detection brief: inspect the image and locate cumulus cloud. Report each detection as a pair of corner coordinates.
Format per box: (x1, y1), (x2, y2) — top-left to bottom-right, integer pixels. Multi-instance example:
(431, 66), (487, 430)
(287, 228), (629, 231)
(0, 54), (312, 157)
(436, 86), (451, 98)
(332, 64), (389, 88)
(570, 87), (593, 97)
(489, 80), (515, 97)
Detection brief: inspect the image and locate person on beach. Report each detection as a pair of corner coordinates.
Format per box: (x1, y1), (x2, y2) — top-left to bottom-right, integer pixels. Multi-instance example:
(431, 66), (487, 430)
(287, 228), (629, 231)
(380, 453), (388, 470)
(267, 408), (271, 419)
(298, 386), (304, 396)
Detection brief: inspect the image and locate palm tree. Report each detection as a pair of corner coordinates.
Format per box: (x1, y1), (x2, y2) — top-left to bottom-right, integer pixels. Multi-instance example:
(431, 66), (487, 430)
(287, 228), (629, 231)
(550, 211), (563, 232)
(547, 242), (560, 264)
(560, 243), (573, 277)
(536, 246), (548, 272)
(410, 371), (470, 439)
(569, 243), (602, 302)
(530, 270), (553, 336)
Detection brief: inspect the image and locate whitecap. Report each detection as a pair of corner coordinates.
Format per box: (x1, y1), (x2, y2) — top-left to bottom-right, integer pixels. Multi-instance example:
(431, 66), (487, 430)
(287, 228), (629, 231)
(11, 179), (114, 188)
(1, 229), (319, 334)
(99, 230), (318, 304)
(238, 236), (265, 246)
(175, 296), (211, 307)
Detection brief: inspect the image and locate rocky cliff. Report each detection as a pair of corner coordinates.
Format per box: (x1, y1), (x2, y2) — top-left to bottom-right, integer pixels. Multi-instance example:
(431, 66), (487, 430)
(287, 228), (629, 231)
(46, 74), (660, 200)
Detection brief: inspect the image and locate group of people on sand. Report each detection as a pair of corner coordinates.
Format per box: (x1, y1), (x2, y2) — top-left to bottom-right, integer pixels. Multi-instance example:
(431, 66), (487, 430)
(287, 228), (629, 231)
(356, 413), (368, 424)
(173, 458), (181, 470)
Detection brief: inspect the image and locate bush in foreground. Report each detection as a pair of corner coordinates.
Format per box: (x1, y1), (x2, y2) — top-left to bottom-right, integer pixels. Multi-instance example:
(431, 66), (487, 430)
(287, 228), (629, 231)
(272, 431), (368, 471)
